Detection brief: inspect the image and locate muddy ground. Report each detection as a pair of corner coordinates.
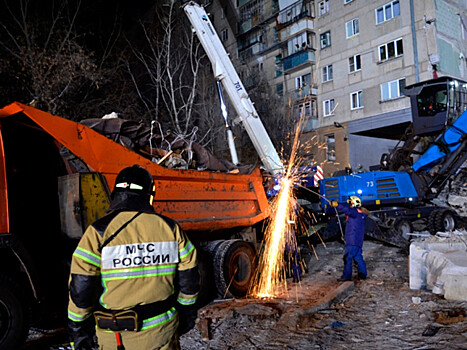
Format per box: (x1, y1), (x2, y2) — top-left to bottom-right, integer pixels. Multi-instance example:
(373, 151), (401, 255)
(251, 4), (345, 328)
(24, 238), (467, 350)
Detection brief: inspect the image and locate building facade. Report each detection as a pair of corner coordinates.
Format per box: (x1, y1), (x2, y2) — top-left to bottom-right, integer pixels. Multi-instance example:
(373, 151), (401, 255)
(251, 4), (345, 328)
(314, 0), (467, 176)
(207, 0), (467, 176)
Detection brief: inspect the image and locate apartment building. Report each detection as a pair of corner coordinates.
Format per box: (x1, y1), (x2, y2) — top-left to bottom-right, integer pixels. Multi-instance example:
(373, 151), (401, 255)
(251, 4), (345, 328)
(206, 0), (467, 176)
(312, 0), (467, 176)
(208, 0), (319, 163)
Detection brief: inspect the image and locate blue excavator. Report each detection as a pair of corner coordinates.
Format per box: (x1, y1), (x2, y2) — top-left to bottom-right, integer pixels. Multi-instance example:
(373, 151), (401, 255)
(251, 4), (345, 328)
(319, 76), (467, 247)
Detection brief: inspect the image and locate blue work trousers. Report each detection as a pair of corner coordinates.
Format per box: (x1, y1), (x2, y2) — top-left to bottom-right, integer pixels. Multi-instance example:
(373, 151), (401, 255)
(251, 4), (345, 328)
(342, 245), (367, 280)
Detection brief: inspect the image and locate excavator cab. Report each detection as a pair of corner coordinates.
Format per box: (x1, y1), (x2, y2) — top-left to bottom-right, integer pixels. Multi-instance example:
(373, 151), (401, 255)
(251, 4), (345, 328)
(405, 76), (467, 136)
(379, 76), (467, 171)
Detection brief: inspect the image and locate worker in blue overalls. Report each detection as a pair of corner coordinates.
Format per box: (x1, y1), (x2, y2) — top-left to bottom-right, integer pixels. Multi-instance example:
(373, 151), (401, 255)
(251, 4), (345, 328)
(330, 196), (368, 281)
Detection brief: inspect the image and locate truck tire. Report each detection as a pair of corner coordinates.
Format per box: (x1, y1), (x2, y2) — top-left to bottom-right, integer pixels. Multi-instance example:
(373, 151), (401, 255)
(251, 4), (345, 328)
(202, 240), (225, 257)
(213, 240), (256, 299)
(434, 209), (457, 233)
(196, 251), (216, 308)
(427, 210), (438, 235)
(381, 218), (413, 248)
(0, 275), (30, 349)
(393, 218), (413, 238)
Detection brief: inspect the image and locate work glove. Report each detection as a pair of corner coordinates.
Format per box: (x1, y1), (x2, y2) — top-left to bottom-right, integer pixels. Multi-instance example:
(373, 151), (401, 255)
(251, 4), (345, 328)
(360, 207), (371, 216)
(68, 318), (98, 350)
(331, 201), (339, 207)
(177, 306), (198, 335)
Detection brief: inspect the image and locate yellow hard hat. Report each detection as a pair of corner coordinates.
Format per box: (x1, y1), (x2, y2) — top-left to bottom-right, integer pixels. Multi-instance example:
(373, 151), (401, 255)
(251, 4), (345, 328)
(347, 195), (361, 208)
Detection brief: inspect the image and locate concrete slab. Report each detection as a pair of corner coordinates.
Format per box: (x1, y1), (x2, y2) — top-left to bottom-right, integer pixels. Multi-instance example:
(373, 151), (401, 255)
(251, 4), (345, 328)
(409, 231), (467, 301)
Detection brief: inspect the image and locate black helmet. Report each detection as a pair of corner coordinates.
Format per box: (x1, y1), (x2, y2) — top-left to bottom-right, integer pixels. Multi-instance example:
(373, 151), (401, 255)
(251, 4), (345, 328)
(113, 164), (154, 197)
(108, 165), (156, 213)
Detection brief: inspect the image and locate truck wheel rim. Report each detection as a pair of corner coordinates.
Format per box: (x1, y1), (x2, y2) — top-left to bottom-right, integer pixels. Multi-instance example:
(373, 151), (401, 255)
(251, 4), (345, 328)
(443, 215), (455, 231)
(399, 222), (411, 234)
(230, 252), (252, 287)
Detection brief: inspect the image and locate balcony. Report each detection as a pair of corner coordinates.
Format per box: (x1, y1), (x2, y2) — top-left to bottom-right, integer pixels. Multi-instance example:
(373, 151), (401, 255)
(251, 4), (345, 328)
(280, 18), (314, 41)
(239, 42), (266, 60)
(238, 0), (279, 34)
(276, 0), (314, 30)
(238, 0), (252, 6)
(302, 117), (319, 132)
(239, 18), (254, 33)
(290, 85), (317, 99)
(290, 94), (318, 131)
(283, 49), (315, 72)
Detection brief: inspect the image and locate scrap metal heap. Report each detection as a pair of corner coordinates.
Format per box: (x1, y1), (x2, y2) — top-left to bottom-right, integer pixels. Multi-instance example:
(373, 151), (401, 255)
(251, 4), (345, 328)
(79, 116), (255, 174)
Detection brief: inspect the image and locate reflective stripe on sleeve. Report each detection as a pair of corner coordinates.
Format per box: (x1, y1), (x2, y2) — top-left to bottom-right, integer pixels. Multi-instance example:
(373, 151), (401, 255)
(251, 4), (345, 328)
(141, 307), (177, 331)
(177, 295), (197, 306)
(179, 241), (194, 260)
(101, 265), (177, 281)
(68, 309), (92, 322)
(73, 247), (101, 267)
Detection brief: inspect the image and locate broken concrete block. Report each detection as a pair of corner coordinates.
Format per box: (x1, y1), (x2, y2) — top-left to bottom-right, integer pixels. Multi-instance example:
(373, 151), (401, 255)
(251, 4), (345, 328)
(409, 238), (467, 301)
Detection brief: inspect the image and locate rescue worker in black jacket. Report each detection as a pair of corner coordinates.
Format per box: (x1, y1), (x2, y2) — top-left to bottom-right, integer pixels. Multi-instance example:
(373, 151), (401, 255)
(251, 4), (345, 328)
(68, 164), (199, 350)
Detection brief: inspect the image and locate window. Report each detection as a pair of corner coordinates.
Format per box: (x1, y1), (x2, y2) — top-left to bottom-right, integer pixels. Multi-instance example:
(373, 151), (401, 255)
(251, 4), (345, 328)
(275, 54), (283, 77)
(320, 31), (331, 48)
(322, 65), (333, 82)
(221, 7), (226, 19)
(222, 29), (228, 42)
(376, 1), (400, 24)
(351, 91), (364, 109)
(323, 99), (335, 116)
(308, 100), (318, 118)
(318, 0), (329, 16)
(346, 18), (359, 38)
(381, 78), (406, 101)
(379, 38), (403, 61)
(295, 100), (317, 119)
(303, 100), (313, 117)
(287, 32), (312, 55)
(276, 83), (284, 98)
(349, 54), (361, 72)
(295, 73), (312, 89)
(326, 134), (336, 161)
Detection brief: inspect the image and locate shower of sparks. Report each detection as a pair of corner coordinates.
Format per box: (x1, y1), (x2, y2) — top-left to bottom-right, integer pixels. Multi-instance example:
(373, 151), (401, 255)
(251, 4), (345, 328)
(251, 176), (296, 298)
(251, 115), (312, 298)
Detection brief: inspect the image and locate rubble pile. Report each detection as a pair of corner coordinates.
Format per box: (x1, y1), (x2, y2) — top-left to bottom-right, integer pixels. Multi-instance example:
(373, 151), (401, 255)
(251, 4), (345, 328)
(433, 166), (467, 217)
(445, 168), (467, 217)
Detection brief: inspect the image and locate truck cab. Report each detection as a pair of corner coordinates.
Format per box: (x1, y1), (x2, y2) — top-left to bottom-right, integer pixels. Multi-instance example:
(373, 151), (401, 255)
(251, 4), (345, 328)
(0, 109), (71, 348)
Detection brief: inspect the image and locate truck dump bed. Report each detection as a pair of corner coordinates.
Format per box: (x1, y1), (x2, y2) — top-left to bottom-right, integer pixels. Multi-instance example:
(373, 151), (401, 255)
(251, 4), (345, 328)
(0, 102), (270, 234)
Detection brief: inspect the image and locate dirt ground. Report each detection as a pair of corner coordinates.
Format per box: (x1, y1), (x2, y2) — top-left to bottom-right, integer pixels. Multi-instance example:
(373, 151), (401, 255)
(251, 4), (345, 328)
(179, 238), (467, 350)
(24, 238), (467, 350)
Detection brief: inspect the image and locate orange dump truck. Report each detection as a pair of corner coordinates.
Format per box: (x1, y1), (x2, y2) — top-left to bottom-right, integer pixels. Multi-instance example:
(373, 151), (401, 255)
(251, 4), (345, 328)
(0, 102), (271, 348)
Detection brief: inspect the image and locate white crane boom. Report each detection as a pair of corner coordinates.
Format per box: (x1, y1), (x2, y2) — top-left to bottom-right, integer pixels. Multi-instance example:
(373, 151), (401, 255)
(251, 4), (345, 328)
(183, 2), (284, 175)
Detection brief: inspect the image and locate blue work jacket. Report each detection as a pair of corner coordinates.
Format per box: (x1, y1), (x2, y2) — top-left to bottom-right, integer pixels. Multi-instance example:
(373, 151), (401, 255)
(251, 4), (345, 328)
(337, 204), (367, 247)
